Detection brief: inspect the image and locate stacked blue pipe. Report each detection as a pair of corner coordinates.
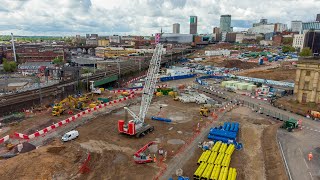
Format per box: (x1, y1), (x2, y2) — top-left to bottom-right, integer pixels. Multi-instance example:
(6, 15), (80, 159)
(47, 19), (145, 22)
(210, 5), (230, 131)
(209, 128), (237, 140)
(151, 116), (172, 122)
(177, 176), (190, 180)
(208, 122), (243, 150)
(222, 122), (239, 134)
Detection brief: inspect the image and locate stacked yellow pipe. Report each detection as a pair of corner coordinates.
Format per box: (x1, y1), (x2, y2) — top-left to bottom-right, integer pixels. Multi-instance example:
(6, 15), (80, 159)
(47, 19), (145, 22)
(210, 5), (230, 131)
(219, 143), (228, 154)
(197, 151), (207, 164)
(218, 167), (225, 180)
(194, 162), (205, 178)
(221, 154), (231, 167)
(214, 153), (225, 165)
(201, 163), (214, 179)
(195, 162), (208, 178)
(209, 165), (218, 180)
(210, 165), (221, 180)
(225, 144), (235, 156)
(207, 151), (218, 164)
(211, 141), (222, 152)
(227, 168), (237, 180)
(204, 151), (212, 163)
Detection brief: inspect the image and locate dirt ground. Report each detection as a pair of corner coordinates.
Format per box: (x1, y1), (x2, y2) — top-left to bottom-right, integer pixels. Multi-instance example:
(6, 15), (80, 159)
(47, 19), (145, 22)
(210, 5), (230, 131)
(76, 96), (208, 179)
(0, 93), (212, 179)
(180, 106), (287, 180)
(198, 57), (261, 70)
(273, 95), (320, 116)
(238, 65), (296, 81)
(0, 140), (85, 179)
(0, 90), (120, 137)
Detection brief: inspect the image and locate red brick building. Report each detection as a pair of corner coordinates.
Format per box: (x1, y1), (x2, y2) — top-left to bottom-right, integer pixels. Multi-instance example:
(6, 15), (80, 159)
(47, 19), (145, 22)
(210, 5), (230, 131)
(4, 44), (65, 63)
(272, 35), (283, 46)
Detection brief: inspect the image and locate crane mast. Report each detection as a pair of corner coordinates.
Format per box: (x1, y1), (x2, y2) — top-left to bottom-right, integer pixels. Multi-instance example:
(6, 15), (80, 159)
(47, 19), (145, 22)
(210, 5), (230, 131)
(118, 43), (163, 137)
(11, 33), (17, 62)
(137, 43), (163, 123)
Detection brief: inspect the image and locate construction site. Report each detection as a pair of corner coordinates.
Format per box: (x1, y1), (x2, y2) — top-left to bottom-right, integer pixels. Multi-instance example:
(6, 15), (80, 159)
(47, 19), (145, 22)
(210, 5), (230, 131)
(0, 43), (318, 180)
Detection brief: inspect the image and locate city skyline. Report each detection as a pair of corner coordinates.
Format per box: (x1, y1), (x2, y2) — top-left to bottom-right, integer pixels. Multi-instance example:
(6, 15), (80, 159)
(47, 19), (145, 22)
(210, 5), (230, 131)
(0, 0), (319, 36)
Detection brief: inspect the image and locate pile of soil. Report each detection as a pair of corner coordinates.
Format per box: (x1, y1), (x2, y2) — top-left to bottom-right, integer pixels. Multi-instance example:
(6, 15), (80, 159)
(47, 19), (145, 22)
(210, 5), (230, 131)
(13, 142), (36, 154)
(0, 140), (85, 179)
(262, 123), (288, 180)
(219, 60), (260, 69)
(239, 67), (296, 81)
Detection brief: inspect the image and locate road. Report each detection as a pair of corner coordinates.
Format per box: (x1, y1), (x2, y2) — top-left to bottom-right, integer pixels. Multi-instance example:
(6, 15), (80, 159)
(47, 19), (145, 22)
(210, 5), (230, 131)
(278, 129), (320, 180)
(199, 85), (320, 180)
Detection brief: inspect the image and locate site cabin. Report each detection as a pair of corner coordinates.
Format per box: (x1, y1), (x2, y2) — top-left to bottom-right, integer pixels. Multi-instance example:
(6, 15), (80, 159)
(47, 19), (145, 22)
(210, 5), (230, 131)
(61, 130), (79, 142)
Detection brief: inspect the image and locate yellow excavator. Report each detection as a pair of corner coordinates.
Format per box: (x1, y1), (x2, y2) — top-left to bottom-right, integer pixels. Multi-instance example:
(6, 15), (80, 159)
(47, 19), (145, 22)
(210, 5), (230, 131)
(52, 95), (84, 116)
(200, 106), (210, 117)
(168, 91), (179, 101)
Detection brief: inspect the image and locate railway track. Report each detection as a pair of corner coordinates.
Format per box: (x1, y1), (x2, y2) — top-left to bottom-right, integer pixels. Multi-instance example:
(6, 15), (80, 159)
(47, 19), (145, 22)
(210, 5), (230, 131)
(0, 63), (146, 107)
(0, 52), (180, 113)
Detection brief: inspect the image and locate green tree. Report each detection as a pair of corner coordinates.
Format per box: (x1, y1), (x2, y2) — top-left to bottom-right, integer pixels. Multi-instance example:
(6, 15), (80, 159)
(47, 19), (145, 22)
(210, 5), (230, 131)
(282, 37), (293, 45)
(52, 56), (64, 65)
(282, 45), (295, 53)
(2, 58), (17, 72)
(299, 47), (312, 57)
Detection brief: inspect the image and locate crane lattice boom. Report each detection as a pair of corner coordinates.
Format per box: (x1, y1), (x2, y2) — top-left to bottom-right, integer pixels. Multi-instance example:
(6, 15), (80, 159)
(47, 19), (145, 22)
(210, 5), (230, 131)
(126, 43), (163, 124)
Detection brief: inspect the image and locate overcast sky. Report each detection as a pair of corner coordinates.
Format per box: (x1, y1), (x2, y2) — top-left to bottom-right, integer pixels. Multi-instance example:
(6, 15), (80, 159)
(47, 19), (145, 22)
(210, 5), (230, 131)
(0, 0), (319, 36)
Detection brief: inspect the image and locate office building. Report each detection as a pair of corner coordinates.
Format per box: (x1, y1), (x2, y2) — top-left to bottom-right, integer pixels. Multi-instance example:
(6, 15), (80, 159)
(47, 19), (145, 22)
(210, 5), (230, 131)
(274, 23), (288, 32)
(293, 33), (305, 51)
(220, 15), (232, 32)
(98, 38), (110, 47)
(213, 27), (221, 34)
(294, 57), (320, 103)
(226, 33), (237, 43)
(291, 21), (303, 33)
(302, 21), (320, 31)
(304, 30), (320, 54)
(190, 16), (198, 34)
(173, 23), (180, 34)
(260, 19), (268, 24)
(292, 30), (320, 53)
(317, 14), (320, 21)
(253, 19), (268, 27)
(248, 24), (275, 34)
(109, 35), (121, 44)
(160, 33), (193, 44)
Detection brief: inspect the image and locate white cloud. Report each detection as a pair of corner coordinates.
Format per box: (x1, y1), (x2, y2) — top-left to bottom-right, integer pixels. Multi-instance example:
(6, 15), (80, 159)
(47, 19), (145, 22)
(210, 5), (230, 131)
(0, 0), (319, 36)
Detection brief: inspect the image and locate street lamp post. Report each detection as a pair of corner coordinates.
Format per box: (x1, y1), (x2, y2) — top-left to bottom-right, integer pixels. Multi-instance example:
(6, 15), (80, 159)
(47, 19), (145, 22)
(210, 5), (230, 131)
(36, 77), (42, 106)
(117, 59), (121, 88)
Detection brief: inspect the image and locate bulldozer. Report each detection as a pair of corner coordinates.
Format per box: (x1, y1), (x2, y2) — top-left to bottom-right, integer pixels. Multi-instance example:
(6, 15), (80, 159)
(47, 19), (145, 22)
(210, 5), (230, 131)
(200, 106), (210, 117)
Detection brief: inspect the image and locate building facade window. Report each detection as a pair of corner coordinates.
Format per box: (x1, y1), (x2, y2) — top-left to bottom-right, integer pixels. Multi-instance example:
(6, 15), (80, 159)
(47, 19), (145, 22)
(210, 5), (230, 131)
(306, 71), (311, 76)
(304, 81), (310, 90)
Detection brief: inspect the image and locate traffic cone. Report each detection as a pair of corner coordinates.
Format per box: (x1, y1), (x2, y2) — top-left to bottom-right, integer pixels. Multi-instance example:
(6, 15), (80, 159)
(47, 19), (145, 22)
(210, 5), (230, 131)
(308, 152), (313, 161)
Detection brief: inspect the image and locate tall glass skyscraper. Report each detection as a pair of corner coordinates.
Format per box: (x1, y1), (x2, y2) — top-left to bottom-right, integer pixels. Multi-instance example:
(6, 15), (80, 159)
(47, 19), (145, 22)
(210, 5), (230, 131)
(190, 16), (198, 34)
(220, 15), (232, 32)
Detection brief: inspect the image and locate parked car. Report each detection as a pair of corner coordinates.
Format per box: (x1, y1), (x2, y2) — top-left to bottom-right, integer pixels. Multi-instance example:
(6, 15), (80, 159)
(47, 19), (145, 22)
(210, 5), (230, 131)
(61, 130), (79, 142)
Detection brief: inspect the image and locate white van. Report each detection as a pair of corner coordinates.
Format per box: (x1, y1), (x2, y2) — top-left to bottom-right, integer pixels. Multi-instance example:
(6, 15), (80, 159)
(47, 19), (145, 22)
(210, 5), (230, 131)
(61, 130), (79, 142)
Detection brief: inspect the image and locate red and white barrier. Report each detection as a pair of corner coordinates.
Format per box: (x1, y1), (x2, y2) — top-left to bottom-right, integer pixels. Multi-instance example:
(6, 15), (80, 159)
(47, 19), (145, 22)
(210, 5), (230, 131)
(0, 135), (10, 143)
(13, 94), (135, 140)
(110, 84), (168, 93)
(125, 75), (146, 85)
